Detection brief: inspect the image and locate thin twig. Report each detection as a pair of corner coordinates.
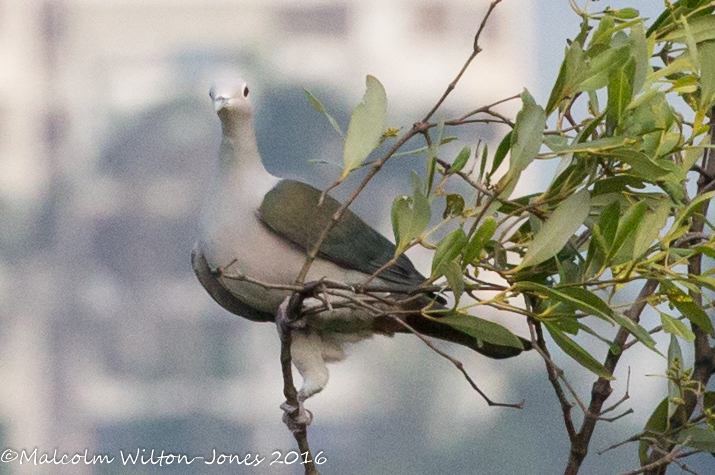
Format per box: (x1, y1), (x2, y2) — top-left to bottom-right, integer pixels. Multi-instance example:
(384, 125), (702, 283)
(618, 443), (697, 475)
(563, 279), (660, 475)
(390, 315), (524, 409)
(421, 0), (503, 123)
(295, 0), (505, 286)
(454, 93), (522, 122)
(277, 295), (321, 475)
(529, 319), (577, 440)
(598, 408), (634, 422)
(600, 367), (631, 415)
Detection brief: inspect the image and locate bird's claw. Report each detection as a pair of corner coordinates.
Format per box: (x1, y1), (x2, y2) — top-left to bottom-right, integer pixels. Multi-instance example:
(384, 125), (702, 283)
(276, 297), (306, 337)
(280, 401), (313, 432)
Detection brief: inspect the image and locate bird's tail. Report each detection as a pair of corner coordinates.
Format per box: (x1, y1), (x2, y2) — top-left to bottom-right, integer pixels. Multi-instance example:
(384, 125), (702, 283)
(373, 297), (531, 359)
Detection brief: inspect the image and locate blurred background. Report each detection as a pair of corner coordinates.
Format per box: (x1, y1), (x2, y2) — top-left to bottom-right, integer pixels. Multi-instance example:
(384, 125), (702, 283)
(0, 0), (711, 474)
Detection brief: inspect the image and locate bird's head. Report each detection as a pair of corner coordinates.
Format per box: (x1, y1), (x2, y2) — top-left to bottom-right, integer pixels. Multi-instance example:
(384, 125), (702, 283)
(209, 78), (253, 119)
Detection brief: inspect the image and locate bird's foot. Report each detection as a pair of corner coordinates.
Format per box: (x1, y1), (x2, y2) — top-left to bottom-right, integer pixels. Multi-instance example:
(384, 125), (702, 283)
(276, 297), (307, 338)
(280, 401), (313, 432)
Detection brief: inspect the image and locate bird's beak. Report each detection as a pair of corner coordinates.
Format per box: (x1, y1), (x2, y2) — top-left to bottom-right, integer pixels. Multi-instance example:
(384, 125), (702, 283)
(213, 96), (229, 112)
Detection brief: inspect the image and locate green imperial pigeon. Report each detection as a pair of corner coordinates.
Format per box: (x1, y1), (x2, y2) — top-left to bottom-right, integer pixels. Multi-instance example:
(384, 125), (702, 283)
(192, 78), (529, 412)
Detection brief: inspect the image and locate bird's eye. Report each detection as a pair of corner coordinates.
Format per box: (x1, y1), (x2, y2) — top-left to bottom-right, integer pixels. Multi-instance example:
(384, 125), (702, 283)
(242, 86), (249, 98)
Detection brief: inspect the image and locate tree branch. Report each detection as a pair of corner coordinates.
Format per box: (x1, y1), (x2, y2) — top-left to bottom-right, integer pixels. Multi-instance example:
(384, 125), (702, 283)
(563, 279), (660, 475)
(421, 0), (503, 123)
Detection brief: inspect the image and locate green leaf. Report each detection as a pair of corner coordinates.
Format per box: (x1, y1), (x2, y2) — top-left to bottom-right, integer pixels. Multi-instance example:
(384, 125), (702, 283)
(478, 144), (489, 182)
(547, 41), (586, 114)
(660, 312), (696, 342)
(450, 146), (471, 173)
(518, 282), (657, 351)
(426, 120), (443, 194)
(342, 75), (387, 177)
(674, 190), (715, 228)
(640, 398), (668, 464)
(668, 334), (683, 419)
(677, 427), (715, 453)
(585, 201), (619, 276)
(304, 88), (344, 137)
(391, 176), (431, 254)
(510, 90), (546, 173)
(699, 41), (715, 110)
(609, 8), (639, 19)
(489, 131), (512, 178)
(682, 15), (701, 72)
(599, 201), (621, 250)
(443, 260), (465, 304)
(443, 194), (465, 219)
(462, 217), (497, 268)
(519, 190), (590, 269)
(706, 391), (715, 412)
(606, 58), (636, 135)
(545, 323), (613, 379)
(662, 15), (715, 44)
(610, 149), (671, 181)
(606, 200), (648, 262)
(439, 313), (524, 349)
(629, 22), (650, 94)
(578, 46), (630, 93)
(564, 136), (628, 153)
(661, 281), (715, 335)
(633, 201), (671, 258)
(432, 228), (468, 278)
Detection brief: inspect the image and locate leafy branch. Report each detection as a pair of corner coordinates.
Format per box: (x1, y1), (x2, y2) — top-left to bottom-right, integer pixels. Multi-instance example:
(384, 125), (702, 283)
(275, 1), (715, 473)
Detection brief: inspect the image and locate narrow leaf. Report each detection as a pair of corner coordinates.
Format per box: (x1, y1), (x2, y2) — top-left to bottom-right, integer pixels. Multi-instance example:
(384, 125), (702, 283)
(391, 177), (431, 255)
(606, 200), (648, 262)
(668, 334), (683, 419)
(599, 201), (621, 250)
(659, 312), (696, 342)
(443, 194), (465, 219)
(426, 120), (443, 194)
(439, 313), (524, 349)
(639, 398), (668, 464)
(632, 201), (671, 259)
(518, 282), (658, 351)
(450, 146), (471, 173)
(342, 75), (387, 177)
(304, 88), (344, 137)
(490, 131), (512, 178)
(510, 90), (546, 173)
(443, 260), (465, 304)
(547, 42), (586, 114)
(606, 58), (636, 135)
(545, 323), (613, 379)
(662, 15), (715, 44)
(478, 144), (489, 182)
(520, 190), (590, 268)
(609, 149), (671, 181)
(661, 281), (715, 335)
(677, 427), (715, 453)
(462, 217), (497, 268)
(432, 228), (468, 278)
(699, 41), (715, 110)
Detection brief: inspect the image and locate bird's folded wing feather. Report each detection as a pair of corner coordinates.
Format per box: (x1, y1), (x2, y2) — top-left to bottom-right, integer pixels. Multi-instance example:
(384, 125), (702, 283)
(191, 241), (275, 322)
(258, 180), (425, 289)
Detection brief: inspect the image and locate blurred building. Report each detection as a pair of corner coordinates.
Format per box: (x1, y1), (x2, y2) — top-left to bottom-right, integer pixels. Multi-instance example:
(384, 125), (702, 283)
(0, 1), (534, 474)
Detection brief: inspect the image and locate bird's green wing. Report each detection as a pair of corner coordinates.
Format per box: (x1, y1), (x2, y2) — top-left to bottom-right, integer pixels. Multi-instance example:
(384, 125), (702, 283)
(259, 180), (425, 288)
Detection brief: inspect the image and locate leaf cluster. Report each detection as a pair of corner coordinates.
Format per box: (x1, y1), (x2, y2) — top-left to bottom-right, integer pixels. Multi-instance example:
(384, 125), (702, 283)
(303, 0), (715, 470)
